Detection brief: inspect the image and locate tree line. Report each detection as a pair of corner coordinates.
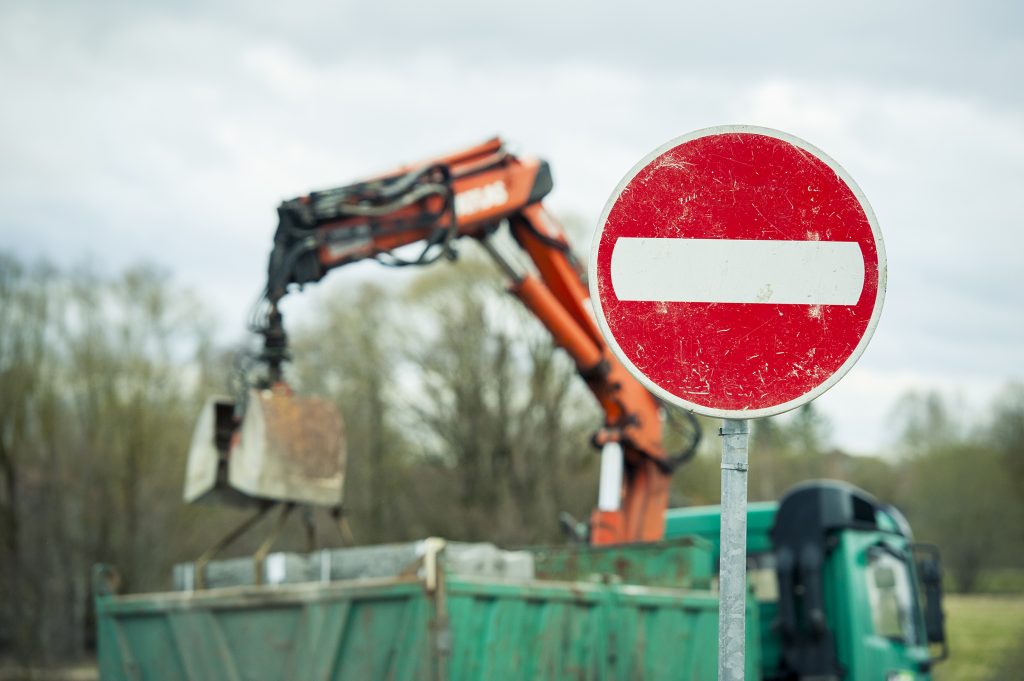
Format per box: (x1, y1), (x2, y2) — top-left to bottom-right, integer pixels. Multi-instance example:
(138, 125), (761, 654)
(1, 251), (1022, 664)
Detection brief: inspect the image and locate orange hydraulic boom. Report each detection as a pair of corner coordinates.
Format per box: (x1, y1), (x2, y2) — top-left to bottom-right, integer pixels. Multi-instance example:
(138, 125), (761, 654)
(253, 138), (697, 544)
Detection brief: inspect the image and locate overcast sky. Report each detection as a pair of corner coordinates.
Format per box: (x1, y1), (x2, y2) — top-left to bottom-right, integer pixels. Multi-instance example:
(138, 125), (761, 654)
(2, 0), (1021, 453)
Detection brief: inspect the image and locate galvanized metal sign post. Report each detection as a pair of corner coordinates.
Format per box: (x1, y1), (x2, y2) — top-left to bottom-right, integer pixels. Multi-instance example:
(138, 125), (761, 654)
(590, 125), (886, 681)
(717, 419), (749, 680)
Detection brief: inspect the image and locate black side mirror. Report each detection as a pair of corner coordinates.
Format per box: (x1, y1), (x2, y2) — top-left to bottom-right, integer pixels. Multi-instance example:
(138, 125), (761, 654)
(912, 543), (948, 663)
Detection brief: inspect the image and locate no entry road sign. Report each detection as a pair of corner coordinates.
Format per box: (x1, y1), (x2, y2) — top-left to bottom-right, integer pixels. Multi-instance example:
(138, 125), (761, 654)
(589, 126), (886, 418)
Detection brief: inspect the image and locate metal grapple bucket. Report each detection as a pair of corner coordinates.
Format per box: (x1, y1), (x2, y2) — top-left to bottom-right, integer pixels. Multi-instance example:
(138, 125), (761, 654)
(184, 388), (346, 508)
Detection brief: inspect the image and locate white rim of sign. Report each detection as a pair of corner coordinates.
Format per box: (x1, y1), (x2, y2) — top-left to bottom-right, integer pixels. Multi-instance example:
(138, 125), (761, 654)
(588, 124), (887, 419)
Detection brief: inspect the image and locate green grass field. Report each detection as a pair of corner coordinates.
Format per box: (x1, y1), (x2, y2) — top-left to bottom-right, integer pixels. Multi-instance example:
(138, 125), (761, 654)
(933, 594), (1024, 681)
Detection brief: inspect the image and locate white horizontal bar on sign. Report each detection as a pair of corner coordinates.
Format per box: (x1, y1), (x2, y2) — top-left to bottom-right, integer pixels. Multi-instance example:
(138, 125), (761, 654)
(610, 238), (865, 305)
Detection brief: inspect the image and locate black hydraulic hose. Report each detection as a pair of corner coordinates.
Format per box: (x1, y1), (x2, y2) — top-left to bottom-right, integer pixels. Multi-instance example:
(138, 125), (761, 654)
(657, 403), (702, 473)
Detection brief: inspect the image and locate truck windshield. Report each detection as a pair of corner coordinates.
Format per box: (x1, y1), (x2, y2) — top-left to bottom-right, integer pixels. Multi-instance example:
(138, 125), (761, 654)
(866, 547), (920, 645)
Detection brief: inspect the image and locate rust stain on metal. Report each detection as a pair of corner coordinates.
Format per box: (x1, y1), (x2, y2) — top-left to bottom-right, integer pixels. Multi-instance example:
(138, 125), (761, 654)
(257, 389), (346, 479)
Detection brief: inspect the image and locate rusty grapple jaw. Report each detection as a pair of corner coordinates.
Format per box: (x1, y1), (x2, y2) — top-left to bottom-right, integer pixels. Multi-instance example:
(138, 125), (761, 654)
(184, 386), (346, 509)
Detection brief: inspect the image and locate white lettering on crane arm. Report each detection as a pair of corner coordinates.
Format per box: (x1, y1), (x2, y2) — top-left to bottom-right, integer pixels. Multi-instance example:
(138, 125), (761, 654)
(610, 238), (865, 305)
(454, 181), (509, 217)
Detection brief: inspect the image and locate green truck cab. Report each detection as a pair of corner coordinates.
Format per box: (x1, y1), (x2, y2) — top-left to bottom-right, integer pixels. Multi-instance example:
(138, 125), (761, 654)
(665, 480), (948, 680)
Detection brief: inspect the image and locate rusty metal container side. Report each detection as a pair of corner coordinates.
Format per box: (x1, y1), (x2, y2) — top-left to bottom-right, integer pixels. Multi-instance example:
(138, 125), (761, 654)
(444, 578), (760, 681)
(95, 577), (432, 681)
(531, 536), (715, 590)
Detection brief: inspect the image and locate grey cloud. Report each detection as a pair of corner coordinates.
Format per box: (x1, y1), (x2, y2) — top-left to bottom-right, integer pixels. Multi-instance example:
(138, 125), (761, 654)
(105, 0), (1024, 109)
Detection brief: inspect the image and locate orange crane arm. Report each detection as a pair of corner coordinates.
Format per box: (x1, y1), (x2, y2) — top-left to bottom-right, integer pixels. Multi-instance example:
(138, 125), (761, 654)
(256, 137), (696, 544)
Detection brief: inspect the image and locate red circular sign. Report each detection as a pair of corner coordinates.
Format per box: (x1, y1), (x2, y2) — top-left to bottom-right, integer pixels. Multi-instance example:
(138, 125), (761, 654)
(589, 126), (885, 418)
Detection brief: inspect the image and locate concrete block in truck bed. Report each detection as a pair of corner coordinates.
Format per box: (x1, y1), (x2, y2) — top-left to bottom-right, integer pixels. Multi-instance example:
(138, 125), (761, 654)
(173, 552), (310, 591)
(172, 540), (535, 591)
(312, 541), (534, 582)
(444, 542), (534, 580)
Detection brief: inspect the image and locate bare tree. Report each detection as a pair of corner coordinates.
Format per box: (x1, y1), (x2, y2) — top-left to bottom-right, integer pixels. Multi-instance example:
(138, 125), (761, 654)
(400, 259), (598, 543)
(291, 283), (416, 544)
(0, 255), (223, 662)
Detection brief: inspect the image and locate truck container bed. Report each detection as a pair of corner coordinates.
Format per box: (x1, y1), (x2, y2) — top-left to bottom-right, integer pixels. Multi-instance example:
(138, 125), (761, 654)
(94, 538), (760, 681)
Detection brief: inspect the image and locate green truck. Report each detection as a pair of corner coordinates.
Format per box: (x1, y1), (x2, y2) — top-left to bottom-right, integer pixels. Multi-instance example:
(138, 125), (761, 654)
(95, 480), (947, 680)
(663, 481), (947, 680)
